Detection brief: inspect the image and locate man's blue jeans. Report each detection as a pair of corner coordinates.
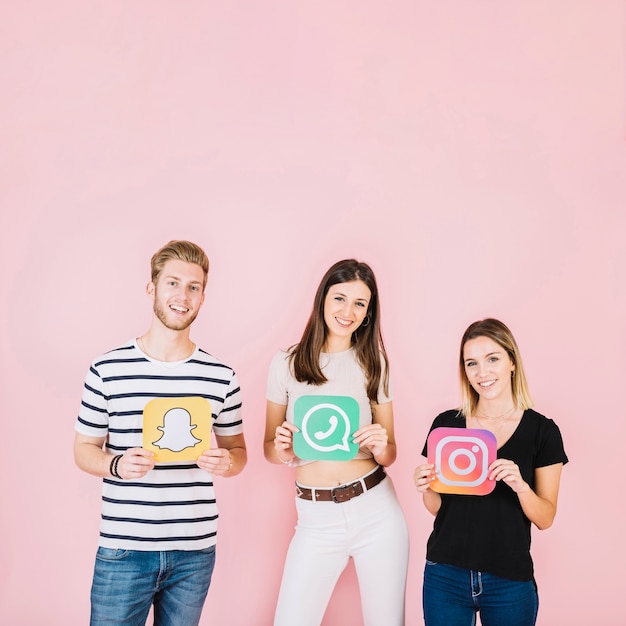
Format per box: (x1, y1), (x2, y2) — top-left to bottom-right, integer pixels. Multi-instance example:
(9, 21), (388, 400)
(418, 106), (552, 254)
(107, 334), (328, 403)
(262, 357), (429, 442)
(423, 561), (538, 626)
(90, 546), (216, 626)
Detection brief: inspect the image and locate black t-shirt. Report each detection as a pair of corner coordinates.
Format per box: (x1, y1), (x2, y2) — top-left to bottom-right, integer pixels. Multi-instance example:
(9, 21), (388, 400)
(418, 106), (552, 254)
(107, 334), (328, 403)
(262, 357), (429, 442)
(421, 408), (568, 581)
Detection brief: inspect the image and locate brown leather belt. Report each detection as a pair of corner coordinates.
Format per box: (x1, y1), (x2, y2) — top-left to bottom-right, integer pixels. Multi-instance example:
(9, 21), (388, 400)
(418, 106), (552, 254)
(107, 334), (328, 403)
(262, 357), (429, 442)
(295, 465), (386, 503)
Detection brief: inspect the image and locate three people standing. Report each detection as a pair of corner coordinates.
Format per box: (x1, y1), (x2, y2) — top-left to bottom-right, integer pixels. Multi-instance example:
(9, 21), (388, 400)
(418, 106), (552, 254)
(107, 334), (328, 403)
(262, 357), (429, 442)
(75, 245), (566, 626)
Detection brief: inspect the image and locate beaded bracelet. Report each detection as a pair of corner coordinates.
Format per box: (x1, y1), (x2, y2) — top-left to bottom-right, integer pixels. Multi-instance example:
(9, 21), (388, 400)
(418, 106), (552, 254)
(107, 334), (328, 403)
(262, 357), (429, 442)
(109, 454), (123, 479)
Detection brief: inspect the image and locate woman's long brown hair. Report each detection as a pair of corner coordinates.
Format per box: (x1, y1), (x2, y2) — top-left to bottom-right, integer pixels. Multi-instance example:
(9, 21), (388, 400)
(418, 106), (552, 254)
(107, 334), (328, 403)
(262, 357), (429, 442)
(289, 259), (389, 403)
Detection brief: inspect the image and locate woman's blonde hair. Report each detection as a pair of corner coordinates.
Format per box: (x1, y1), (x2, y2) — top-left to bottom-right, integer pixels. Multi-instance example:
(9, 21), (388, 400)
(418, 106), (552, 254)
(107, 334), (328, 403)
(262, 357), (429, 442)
(459, 318), (533, 417)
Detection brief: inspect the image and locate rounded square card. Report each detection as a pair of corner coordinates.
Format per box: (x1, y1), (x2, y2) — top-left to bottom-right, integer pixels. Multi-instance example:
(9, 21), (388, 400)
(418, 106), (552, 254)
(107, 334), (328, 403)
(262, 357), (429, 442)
(293, 395), (360, 461)
(427, 427), (497, 495)
(143, 397), (213, 463)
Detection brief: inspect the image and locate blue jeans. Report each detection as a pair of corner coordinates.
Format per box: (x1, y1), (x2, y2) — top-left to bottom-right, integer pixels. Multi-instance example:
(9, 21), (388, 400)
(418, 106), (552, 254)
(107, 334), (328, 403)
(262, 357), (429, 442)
(90, 546), (216, 626)
(423, 561), (538, 626)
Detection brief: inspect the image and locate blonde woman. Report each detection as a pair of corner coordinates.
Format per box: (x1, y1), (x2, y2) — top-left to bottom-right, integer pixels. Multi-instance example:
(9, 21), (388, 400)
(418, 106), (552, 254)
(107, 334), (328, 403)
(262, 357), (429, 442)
(414, 318), (568, 626)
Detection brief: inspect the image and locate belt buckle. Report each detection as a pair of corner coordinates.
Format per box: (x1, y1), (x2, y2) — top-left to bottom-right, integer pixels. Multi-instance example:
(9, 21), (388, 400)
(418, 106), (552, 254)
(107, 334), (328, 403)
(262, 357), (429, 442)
(331, 482), (362, 503)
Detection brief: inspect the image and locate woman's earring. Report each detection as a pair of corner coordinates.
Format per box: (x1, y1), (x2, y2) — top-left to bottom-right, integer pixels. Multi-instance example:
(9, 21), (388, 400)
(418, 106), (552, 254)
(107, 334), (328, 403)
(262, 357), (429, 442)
(361, 315), (370, 327)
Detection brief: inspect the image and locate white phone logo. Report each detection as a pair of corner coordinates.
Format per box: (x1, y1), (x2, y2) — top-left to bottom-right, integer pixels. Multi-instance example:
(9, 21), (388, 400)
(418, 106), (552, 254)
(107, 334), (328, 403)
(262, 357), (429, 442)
(314, 415), (338, 440)
(302, 403), (352, 452)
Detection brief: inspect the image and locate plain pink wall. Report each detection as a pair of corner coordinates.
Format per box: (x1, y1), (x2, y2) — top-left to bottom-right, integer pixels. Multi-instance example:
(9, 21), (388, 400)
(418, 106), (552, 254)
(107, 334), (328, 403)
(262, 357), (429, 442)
(1, 2), (624, 624)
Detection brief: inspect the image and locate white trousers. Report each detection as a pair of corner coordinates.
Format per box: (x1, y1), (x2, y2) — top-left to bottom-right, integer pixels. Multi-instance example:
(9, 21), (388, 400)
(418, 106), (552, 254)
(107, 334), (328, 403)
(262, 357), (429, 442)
(273, 473), (410, 626)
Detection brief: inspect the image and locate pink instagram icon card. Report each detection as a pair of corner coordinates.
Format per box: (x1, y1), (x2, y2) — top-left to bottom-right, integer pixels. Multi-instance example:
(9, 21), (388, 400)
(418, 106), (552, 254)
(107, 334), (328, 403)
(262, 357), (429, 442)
(427, 427), (497, 495)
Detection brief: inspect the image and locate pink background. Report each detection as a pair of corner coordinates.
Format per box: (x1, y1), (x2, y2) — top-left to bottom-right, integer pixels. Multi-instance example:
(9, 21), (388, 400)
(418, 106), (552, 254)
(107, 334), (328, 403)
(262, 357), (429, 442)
(1, 2), (624, 624)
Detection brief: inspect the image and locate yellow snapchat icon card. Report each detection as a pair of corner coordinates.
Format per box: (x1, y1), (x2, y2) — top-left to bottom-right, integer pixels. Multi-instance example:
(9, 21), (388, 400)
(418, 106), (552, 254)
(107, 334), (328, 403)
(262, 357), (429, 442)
(142, 397), (213, 463)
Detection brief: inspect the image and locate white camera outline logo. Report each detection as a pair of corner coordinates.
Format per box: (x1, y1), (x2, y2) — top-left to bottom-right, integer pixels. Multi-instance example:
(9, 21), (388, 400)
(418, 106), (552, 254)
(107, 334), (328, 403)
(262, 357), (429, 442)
(435, 435), (489, 487)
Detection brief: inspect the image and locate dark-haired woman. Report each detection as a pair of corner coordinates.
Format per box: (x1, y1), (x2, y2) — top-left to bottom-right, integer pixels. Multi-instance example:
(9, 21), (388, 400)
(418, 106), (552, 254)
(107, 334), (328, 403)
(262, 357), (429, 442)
(264, 259), (409, 626)
(414, 318), (568, 626)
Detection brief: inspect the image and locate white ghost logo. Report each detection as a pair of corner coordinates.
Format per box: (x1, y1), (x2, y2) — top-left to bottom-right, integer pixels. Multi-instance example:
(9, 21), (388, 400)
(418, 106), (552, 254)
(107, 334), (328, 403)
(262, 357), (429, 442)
(152, 407), (202, 452)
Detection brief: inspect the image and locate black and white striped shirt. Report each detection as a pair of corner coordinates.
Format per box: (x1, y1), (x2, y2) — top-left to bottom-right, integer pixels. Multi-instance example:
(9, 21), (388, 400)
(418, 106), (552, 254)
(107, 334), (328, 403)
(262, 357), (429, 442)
(75, 340), (243, 551)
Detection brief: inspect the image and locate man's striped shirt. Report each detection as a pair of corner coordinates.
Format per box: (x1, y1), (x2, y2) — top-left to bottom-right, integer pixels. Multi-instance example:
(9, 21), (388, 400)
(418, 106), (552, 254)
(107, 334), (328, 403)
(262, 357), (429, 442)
(75, 340), (243, 551)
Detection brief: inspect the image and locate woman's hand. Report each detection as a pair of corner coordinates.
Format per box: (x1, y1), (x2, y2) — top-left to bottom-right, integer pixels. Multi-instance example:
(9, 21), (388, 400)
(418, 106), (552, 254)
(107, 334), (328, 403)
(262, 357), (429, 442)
(491, 459), (565, 530)
(414, 462), (436, 493)
(274, 421), (299, 464)
(353, 423), (388, 458)
(264, 401), (298, 465)
(414, 461), (442, 516)
(489, 458), (530, 494)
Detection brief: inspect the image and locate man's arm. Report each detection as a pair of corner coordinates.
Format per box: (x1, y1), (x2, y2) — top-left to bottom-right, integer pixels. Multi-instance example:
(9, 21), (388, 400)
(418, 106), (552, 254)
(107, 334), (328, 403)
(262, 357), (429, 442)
(74, 432), (155, 479)
(74, 432), (113, 478)
(198, 433), (247, 477)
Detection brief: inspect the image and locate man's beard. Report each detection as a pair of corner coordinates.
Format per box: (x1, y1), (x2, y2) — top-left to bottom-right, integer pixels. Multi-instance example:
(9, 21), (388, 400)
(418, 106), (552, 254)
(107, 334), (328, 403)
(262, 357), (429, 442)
(153, 299), (199, 331)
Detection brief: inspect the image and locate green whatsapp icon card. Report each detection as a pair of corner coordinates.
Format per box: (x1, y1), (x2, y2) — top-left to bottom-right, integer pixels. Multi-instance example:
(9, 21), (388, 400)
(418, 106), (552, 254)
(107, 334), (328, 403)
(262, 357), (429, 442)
(293, 395), (360, 461)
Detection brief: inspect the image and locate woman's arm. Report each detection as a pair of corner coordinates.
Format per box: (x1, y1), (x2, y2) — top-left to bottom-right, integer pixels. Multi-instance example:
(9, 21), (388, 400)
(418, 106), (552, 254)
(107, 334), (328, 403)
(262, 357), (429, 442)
(264, 400), (298, 465)
(353, 401), (396, 467)
(489, 460), (564, 530)
(414, 462), (442, 516)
